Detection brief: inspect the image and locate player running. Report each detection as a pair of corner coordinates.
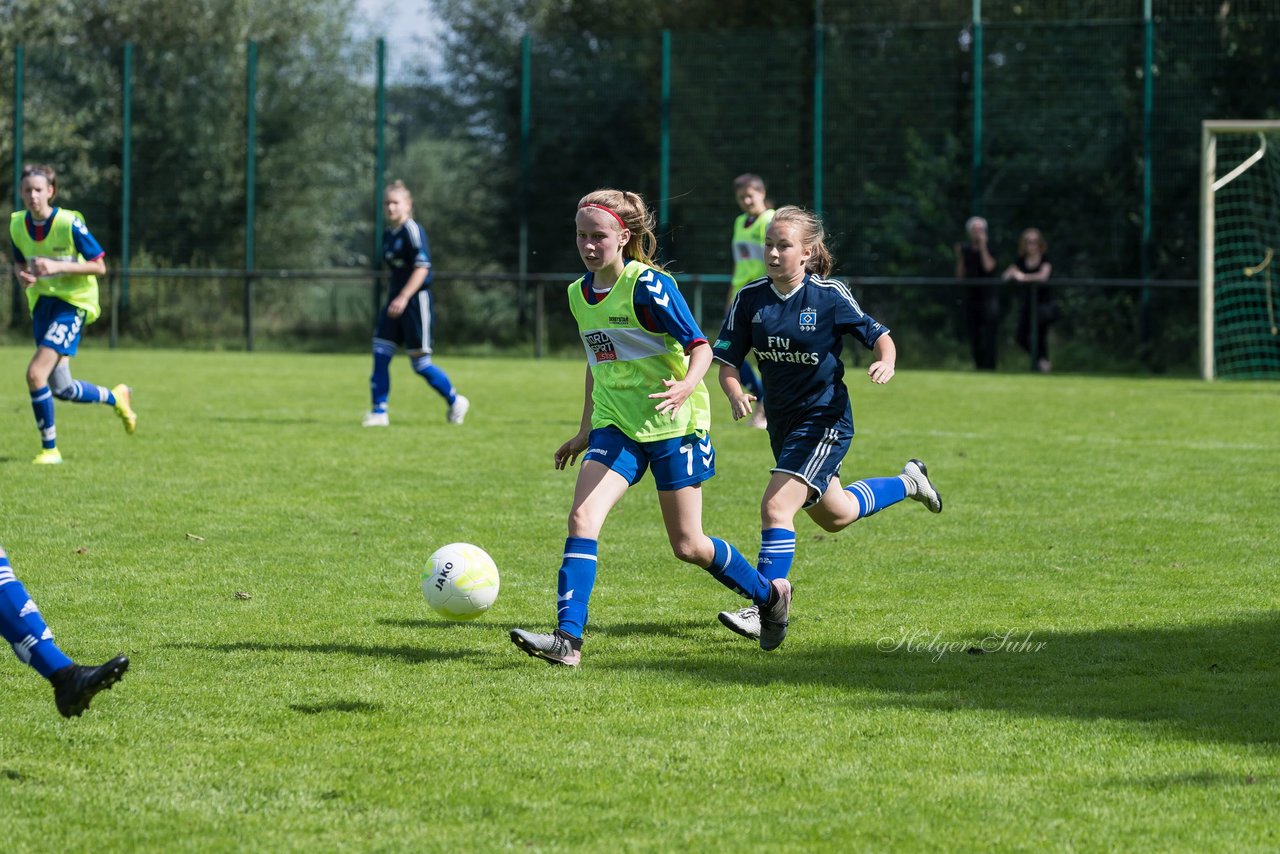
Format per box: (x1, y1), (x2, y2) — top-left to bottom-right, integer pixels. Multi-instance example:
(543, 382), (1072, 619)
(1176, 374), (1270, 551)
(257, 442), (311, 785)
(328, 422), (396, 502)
(362, 180), (469, 427)
(509, 189), (791, 667)
(712, 206), (944, 640)
(10, 164), (136, 464)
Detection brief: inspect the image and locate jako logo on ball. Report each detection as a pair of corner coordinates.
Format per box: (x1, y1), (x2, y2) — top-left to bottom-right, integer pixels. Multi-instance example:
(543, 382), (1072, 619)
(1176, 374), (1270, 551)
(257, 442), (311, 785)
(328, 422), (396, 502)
(422, 543), (500, 621)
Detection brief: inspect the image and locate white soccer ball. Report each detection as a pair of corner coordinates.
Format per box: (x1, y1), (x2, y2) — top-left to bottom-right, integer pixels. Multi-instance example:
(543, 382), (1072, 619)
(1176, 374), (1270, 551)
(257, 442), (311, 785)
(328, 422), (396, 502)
(422, 543), (500, 621)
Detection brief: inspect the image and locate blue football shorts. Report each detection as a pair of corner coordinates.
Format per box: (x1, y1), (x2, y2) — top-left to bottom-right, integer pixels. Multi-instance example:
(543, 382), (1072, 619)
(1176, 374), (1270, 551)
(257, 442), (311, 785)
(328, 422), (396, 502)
(374, 288), (434, 353)
(770, 414), (853, 508)
(580, 425), (716, 491)
(32, 296), (88, 356)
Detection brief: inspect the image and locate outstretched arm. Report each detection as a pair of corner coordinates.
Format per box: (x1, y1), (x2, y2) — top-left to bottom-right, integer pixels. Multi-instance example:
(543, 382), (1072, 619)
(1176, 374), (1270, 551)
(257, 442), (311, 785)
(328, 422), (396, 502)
(867, 333), (897, 384)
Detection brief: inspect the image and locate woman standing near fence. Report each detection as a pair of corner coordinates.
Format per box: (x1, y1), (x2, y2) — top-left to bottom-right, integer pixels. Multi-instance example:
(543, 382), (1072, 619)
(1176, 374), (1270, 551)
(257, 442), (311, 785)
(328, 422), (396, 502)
(1005, 228), (1056, 373)
(713, 206), (943, 640)
(363, 180), (469, 427)
(9, 164), (136, 465)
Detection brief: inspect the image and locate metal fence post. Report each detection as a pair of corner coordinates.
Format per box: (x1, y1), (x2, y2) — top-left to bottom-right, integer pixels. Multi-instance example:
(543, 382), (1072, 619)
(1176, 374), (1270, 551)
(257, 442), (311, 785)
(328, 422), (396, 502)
(659, 30), (671, 256)
(373, 38), (386, 322)
(813, 0), (825, 215)
(10, 45), (24, 328)
(520, 34), (536, 357)
(970, 0), (984, 218)
(245, 40), (258, 351)
(1139, 0), (1155, 353)
(116, 42), (134, 349)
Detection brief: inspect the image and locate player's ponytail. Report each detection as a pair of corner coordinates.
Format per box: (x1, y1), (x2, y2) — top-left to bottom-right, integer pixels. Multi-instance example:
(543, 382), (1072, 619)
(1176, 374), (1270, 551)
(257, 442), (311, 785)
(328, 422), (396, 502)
(772, 206), (834, 277)
(577, 189), (666, 272)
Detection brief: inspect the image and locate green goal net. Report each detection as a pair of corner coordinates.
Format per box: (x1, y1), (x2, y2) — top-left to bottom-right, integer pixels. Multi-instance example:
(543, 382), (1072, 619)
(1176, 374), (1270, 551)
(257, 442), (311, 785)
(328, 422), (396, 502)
(1200, 121), (1280, 380)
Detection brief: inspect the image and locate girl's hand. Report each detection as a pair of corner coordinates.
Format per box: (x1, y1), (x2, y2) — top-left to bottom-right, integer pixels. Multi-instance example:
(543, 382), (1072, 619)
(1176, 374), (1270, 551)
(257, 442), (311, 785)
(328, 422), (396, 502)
(867, 360), (895, 384)
(16, 265), (37, 287)
(650, 377), (692, 418)
(554, 431), (591, 470)
(29, 258), (63, 278)
(727, 392), (757, 421)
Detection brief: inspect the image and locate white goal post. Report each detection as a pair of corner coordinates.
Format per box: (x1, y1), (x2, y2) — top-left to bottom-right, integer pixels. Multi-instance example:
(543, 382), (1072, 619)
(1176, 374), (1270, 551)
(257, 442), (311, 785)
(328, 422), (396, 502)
(1200, 119), (1280, 380)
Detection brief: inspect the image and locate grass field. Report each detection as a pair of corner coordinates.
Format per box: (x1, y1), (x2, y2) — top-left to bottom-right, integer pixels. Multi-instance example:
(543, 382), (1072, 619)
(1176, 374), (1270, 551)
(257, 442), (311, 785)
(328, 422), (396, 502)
(1, 345), (1277, 851)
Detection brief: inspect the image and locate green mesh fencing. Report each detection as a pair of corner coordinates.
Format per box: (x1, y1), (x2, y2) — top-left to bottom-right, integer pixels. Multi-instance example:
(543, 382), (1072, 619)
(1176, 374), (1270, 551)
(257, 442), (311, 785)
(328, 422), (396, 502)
(4, 4), (1280, 374)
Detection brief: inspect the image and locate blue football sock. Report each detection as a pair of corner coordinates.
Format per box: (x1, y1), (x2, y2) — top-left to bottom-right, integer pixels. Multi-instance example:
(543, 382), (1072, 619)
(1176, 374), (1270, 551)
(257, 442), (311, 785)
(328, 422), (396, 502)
(370, 341), (395, 411)
(29, 387), (56, 449)
(556, 537), (598, 639)
(846, 476), (909, 519)
(757, 528), (796, 581)
(412, 354), (456, 405)
(55, 381), (113, 404)
(0, 553), (74, 680)
(706, 537), (772, 605)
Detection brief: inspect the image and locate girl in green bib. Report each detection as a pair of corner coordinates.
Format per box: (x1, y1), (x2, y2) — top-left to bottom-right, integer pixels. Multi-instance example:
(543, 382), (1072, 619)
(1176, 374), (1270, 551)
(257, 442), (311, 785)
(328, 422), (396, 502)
(10, 164), (136, 464)
(510, 189), (791, 667)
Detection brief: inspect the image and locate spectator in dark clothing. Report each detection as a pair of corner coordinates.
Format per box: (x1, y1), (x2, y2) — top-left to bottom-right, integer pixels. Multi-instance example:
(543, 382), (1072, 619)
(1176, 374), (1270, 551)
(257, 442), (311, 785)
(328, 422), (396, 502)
(1004, 228), (1056, 373)
(954, 216), (999, 370)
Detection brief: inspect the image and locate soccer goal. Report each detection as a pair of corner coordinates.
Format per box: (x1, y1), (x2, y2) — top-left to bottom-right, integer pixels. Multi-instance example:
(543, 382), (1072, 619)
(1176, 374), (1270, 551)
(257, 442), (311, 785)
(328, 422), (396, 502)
(1200, 120), (1280, 380)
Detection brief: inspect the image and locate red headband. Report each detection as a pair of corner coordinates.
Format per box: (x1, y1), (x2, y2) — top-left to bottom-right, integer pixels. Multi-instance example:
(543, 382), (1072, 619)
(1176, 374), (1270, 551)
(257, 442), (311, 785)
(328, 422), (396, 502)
(578, 203), (627, 229)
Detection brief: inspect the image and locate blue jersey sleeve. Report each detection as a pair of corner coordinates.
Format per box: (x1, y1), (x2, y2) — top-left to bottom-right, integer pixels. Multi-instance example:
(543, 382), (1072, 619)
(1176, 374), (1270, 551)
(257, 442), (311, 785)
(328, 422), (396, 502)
(830, 280), (888, 349)
(70, 214), (105, 261)
(632, 267), (708, 351)
(406, 220), (431, 269)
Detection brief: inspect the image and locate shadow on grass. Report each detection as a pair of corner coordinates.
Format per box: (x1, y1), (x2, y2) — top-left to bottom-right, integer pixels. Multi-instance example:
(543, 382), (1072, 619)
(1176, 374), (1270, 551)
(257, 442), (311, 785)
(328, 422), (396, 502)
(376, 618), (512, 630)
(377, 617), (712, 637)
(289, 701), (382, 715)
(165, 641), (475, 665)
(606, 611), (1280, 746)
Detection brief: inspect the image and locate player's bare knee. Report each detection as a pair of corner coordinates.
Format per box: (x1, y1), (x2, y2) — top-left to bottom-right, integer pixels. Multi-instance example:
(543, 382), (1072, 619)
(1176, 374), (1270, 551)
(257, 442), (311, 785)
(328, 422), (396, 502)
(566, 507), (604, 539)
(669, 537), (704, 565)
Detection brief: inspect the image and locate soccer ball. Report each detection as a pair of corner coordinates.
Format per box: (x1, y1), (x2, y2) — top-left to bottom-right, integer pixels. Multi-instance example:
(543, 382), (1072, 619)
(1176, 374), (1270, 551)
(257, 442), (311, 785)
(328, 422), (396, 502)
(422, 543), (500, 621)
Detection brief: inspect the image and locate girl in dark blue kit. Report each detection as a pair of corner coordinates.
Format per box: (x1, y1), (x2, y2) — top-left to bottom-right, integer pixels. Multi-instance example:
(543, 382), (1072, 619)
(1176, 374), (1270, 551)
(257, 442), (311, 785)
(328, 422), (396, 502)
(363, 181), (469, 427)
(711, 206), (944, 640)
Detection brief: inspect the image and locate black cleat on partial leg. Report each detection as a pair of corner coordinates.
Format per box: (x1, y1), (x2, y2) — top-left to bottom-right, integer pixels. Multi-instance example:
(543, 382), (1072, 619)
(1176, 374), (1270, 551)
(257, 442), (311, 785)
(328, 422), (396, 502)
(52, 655), (129, 718)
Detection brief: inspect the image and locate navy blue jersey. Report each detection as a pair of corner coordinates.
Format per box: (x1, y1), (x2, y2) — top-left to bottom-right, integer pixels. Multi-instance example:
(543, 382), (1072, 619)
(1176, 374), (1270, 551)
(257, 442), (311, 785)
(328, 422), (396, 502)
(578, 263), (709, 352)
(713, 273), (888, 426)
(383, 219), (431, 295)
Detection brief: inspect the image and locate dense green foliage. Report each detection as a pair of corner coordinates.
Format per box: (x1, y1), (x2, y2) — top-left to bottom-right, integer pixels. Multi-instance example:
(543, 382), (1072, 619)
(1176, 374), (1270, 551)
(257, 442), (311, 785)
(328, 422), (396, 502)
(1, 347), (1277, 849)
(2, 2), (1279, 370)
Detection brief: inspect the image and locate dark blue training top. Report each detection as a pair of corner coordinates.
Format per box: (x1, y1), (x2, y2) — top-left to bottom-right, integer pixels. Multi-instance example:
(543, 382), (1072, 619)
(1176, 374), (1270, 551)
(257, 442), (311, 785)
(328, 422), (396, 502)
(383, 219), (432, 295)
(712, 273), (888, 427)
